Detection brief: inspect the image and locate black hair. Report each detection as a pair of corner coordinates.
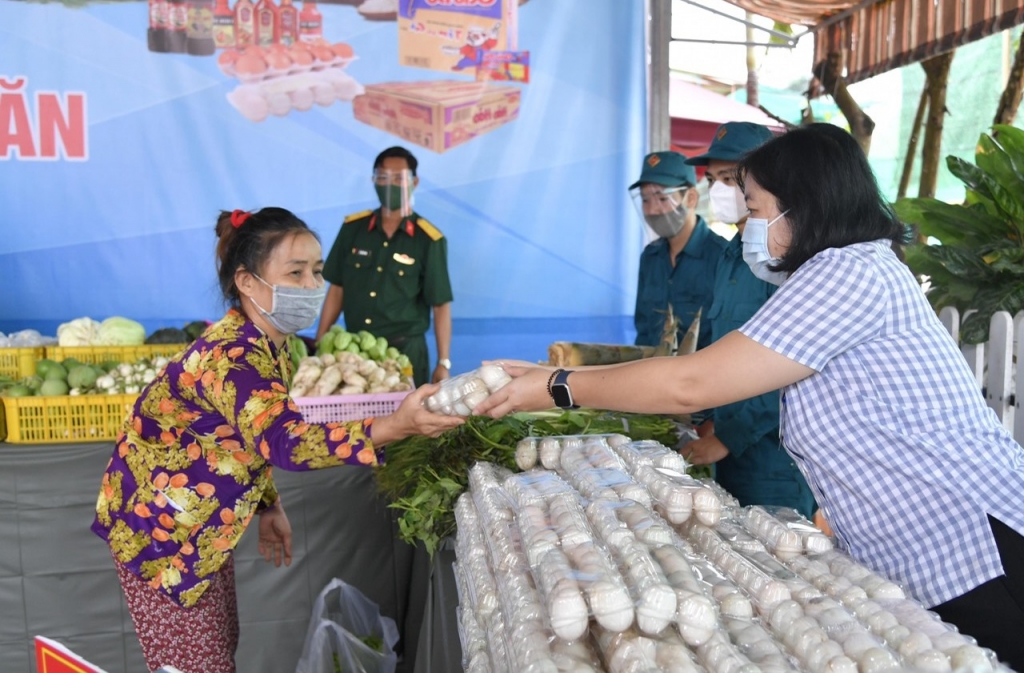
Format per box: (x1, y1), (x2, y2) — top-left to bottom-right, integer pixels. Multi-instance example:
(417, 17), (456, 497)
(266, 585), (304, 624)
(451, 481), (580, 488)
(214, 207), (319, 306)
(373, 146), (418, 176)
(738, 123), (905, 273)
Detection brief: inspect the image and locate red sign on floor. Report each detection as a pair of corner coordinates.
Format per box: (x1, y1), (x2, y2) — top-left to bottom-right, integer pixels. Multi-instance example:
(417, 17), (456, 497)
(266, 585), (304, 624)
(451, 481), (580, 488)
(34, 636), (108, 673)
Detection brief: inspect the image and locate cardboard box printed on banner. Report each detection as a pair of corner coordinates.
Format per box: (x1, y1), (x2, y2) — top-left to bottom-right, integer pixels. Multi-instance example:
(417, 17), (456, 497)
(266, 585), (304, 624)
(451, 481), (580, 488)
(398, 0), (518, 73)
(353, 80), (520, 153)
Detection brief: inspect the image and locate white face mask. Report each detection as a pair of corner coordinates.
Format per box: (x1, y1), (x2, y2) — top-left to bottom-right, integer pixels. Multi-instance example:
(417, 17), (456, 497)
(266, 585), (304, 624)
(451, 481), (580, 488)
(741, 211), (789, 286)
(249, 274), (327, 334)
(708, 181), (747, 225)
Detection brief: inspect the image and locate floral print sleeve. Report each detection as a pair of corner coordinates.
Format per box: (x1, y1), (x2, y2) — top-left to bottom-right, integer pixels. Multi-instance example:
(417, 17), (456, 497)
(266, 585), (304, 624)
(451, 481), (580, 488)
(92, 310), (381, 608)
(178, 312), (382, 471)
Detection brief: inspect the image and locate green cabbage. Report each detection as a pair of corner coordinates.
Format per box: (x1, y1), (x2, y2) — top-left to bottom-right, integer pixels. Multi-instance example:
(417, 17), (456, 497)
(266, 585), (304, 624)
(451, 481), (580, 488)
(96, 317), (146, 346)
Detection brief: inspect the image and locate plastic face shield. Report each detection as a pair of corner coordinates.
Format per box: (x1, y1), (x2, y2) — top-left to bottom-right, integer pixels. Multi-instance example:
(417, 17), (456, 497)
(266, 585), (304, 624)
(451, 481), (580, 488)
(630, 184), (689, 239)
(372, 168), (415, 215)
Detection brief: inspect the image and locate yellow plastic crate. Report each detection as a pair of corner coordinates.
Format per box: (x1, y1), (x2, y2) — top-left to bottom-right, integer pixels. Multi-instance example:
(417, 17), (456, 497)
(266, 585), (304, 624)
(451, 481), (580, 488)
(45, 344), (188, 366)
(0, 347), (46, 379)
(1, 393), (138, 444)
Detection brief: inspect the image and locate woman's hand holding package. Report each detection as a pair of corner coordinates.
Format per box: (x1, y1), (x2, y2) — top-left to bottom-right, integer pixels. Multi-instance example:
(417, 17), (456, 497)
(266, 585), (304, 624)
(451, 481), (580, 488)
(472, 361), (557, 418)
(373, 383), (465, 445)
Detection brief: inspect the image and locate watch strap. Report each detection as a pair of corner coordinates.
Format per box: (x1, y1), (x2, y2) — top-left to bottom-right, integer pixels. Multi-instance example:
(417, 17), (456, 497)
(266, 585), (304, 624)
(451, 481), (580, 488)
(437, 358), (452, 369)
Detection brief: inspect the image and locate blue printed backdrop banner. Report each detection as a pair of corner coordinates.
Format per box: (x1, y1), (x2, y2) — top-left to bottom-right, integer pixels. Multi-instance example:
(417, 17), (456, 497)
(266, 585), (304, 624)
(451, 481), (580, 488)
(0, 0), (646, 372)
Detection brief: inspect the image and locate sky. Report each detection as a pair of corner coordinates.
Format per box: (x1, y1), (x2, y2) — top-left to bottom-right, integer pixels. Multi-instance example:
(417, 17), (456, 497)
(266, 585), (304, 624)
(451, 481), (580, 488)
(670, 0), (815, 91)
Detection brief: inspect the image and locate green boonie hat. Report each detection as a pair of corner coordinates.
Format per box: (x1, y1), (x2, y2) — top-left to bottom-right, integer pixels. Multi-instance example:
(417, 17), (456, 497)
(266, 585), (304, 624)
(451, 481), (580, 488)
(629, 151), (696, 190)
(685, 122), (774, 166)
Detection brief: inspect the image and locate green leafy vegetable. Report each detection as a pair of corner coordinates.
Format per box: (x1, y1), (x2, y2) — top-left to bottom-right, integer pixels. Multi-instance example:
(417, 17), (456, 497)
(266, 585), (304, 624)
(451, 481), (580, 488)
(376, 409), (699, 555)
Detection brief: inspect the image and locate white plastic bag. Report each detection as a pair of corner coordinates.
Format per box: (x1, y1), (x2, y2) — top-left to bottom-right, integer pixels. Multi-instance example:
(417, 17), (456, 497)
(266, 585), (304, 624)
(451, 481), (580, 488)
(295, 579), (400, 673)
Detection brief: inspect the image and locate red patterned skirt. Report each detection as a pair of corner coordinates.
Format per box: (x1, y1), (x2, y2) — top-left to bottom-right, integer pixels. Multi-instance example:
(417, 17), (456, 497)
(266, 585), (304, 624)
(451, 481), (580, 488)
(113, 555), (239, 673)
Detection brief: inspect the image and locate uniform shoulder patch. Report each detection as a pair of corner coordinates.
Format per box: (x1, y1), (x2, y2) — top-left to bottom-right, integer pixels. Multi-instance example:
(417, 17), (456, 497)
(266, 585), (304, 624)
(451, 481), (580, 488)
(343, 209), (374, 224)
(416, 217), (443, 241)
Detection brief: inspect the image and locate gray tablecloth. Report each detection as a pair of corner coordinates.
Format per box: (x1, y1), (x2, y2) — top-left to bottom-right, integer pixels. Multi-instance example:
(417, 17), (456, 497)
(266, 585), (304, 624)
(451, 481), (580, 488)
(0, 441), (459, 673)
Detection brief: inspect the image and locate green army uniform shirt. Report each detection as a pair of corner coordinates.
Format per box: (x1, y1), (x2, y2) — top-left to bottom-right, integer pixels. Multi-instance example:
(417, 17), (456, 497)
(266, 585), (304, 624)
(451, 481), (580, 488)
(322, 209), (454, 341)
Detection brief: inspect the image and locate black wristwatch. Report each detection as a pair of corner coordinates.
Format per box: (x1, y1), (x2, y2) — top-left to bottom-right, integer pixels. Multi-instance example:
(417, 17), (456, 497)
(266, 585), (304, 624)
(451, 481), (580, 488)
(549, 369), (579, 409)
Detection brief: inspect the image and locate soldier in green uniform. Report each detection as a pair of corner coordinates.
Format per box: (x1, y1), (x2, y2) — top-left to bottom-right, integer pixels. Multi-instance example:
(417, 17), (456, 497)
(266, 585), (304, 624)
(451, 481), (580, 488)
(316, 147), (453, 386)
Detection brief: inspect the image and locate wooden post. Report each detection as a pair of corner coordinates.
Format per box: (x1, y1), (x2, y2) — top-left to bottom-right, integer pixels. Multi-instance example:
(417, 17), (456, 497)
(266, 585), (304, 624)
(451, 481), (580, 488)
(897, 86), (929, 200)
(994, 33), (1024, 128)
(812, 52), (874, 155)
(647, 0), (671, 151)
(919, 52), (955, 199)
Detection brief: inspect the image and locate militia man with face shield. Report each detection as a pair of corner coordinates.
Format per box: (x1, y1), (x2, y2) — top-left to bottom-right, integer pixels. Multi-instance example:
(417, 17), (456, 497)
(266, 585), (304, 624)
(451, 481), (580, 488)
(629, 151), (727, 348)
(680, 122), (816, 518)
(317, 146), (454, 386)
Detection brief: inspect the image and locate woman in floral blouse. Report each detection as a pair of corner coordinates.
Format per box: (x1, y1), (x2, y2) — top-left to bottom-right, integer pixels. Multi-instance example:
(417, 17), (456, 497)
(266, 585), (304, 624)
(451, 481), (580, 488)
(92, 207), (462, 673)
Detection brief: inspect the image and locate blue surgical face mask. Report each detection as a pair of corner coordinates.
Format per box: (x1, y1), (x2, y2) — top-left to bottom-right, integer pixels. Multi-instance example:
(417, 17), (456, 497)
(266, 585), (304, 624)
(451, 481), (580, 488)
(249, 274), (326, 334)
(741, 211), (790, 286)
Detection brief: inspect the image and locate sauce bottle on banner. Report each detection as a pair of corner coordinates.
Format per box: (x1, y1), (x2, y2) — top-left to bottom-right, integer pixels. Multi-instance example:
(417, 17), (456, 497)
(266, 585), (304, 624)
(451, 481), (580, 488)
(254, 0), (279, 47)
(298, 0), (321, 43)
(147, 0), (172, 52)
(278, 0), (298, 46)
(234, 0), (255, 48)
(186, 0), (216, 55)
(167, 0), (188, 52)
(213, 0), (235, 49)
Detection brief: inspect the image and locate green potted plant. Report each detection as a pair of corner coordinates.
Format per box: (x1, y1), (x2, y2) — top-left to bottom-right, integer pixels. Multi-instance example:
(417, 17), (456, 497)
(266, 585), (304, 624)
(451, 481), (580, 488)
(896, 124), (1024, 344)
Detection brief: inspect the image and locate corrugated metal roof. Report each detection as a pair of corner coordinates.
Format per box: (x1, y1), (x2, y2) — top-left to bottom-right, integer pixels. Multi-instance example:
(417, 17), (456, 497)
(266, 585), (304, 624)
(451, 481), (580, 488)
(725, 0), (1024, 84)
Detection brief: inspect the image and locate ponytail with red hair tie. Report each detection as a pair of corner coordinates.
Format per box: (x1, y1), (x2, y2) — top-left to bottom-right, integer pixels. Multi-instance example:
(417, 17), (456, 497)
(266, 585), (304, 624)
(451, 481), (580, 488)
(230, 209), (251, 229)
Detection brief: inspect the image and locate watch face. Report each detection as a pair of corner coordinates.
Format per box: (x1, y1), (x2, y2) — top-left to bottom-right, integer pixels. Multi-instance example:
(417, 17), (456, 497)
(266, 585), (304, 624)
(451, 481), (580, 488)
(551, 383), (573, 409)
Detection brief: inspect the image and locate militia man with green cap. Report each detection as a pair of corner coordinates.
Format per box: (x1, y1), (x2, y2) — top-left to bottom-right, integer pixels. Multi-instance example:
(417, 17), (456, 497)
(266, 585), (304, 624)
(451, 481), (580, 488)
(317, 146), (453, 385)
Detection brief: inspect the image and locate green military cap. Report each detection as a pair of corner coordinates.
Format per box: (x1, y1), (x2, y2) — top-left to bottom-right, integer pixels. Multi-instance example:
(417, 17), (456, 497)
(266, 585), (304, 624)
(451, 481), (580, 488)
(629, 151), (696, 190)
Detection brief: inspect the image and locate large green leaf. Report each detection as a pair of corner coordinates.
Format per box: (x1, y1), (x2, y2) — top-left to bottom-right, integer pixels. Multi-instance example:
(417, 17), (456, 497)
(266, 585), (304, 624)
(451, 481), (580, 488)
(978, 246), (1024, 274)
(975, 135), (1024, 237)
(901, 129), (1024, 337)
(895, 198), (1008, 245)
(991, 125), (1024, 176)
(925, 244), (1000, 280)
(906, 245), (983, 310)
(947, 155), (996, 203)
(959, 281), (1024, 343)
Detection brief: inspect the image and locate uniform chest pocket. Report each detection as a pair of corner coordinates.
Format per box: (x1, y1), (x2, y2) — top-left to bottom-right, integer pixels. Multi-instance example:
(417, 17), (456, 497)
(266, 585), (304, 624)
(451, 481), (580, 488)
(390, 256), (421, 298)
(344, 249), (377, 282)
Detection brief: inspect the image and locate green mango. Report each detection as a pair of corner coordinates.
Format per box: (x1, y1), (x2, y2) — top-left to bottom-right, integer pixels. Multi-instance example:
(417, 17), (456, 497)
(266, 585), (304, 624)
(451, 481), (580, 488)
(4, 384), (32, 398)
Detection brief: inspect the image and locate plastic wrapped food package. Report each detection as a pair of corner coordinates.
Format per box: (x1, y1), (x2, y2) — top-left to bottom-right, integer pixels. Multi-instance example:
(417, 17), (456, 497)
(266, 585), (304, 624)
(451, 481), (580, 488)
(425, 365), (512, 416)
(454, 437), (1010, 673)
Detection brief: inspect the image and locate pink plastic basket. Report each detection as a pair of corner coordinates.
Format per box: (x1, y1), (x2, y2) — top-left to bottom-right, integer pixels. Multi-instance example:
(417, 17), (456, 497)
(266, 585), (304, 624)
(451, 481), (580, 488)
(295, 392), (410, 423)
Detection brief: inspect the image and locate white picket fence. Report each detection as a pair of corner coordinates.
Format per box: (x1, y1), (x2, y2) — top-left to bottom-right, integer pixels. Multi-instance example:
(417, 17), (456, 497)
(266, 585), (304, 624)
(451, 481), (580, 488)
(938, 306), (1024, 443)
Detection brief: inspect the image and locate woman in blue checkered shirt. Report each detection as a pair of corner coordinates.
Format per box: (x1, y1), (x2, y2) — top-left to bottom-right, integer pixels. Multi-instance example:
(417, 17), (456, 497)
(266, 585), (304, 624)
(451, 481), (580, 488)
(480, 124), (1024, 668)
